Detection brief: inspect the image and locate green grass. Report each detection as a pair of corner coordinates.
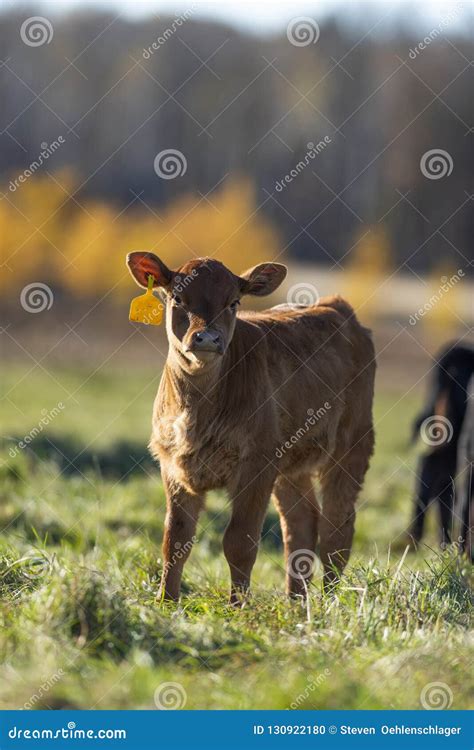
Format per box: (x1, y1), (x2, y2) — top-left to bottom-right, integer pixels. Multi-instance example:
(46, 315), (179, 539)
(0, 366), (472, 710)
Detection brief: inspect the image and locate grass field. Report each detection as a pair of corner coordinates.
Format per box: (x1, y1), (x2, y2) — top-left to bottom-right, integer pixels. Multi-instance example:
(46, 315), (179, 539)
(0, 366), (472, 710)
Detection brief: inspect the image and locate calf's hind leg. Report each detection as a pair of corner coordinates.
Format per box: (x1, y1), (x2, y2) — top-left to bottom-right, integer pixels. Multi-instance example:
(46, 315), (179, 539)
(223, 465), (276, 605)
(319, 429), (373, 588)
(273, 474), (319, 598)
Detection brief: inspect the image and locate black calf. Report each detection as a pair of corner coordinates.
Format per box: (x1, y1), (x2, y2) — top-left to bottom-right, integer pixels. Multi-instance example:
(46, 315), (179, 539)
(411, 342), (474, 554)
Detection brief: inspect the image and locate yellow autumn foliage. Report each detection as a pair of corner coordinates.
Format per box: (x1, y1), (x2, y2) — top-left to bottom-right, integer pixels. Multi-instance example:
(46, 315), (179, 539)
(1, 172), (281, 298)
(422, 265), (465, 341)
(341, 225), (393, 322)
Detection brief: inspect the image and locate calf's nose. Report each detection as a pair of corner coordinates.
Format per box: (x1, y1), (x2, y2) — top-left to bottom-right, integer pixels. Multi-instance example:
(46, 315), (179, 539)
(190, 329), (223, 353)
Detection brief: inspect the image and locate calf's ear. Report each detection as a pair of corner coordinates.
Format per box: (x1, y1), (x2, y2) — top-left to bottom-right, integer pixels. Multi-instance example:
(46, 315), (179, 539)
(126, 252), (173, 289)
(239, 263), (287, 297)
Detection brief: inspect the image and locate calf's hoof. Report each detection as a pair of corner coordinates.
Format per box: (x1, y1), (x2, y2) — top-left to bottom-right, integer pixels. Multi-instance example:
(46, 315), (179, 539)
(229, 587), (249, 608)
(156, 586), (179, 604)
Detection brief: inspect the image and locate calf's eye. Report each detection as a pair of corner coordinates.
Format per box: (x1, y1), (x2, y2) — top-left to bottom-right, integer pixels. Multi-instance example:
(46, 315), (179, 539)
(229, 300), (240, 312)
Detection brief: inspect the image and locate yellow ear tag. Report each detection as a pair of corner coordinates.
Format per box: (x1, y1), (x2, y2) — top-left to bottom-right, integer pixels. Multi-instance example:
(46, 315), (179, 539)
(129, 274), (163, 326)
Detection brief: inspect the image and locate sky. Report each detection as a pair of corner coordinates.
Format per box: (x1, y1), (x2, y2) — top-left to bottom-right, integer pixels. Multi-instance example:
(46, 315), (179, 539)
(3, 0), (472, 34)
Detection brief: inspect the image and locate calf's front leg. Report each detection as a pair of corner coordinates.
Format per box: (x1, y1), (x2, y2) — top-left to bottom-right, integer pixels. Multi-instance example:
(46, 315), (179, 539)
(223, 464), (276, 605)
(158, 469), (203, 601)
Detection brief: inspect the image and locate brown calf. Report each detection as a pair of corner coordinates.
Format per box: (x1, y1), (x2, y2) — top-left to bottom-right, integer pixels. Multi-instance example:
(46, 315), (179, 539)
(127, 253), (376, 603)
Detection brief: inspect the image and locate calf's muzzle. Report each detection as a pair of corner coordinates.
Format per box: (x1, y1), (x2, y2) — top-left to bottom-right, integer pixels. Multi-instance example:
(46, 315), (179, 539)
(187, 329), (224, 355)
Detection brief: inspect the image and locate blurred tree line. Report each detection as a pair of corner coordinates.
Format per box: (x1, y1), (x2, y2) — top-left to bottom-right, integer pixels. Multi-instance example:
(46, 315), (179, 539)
(0, 8), (471, 294)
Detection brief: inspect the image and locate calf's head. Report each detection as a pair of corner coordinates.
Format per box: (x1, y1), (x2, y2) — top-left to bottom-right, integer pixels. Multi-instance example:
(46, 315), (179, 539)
(127, 253), (287, 370)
